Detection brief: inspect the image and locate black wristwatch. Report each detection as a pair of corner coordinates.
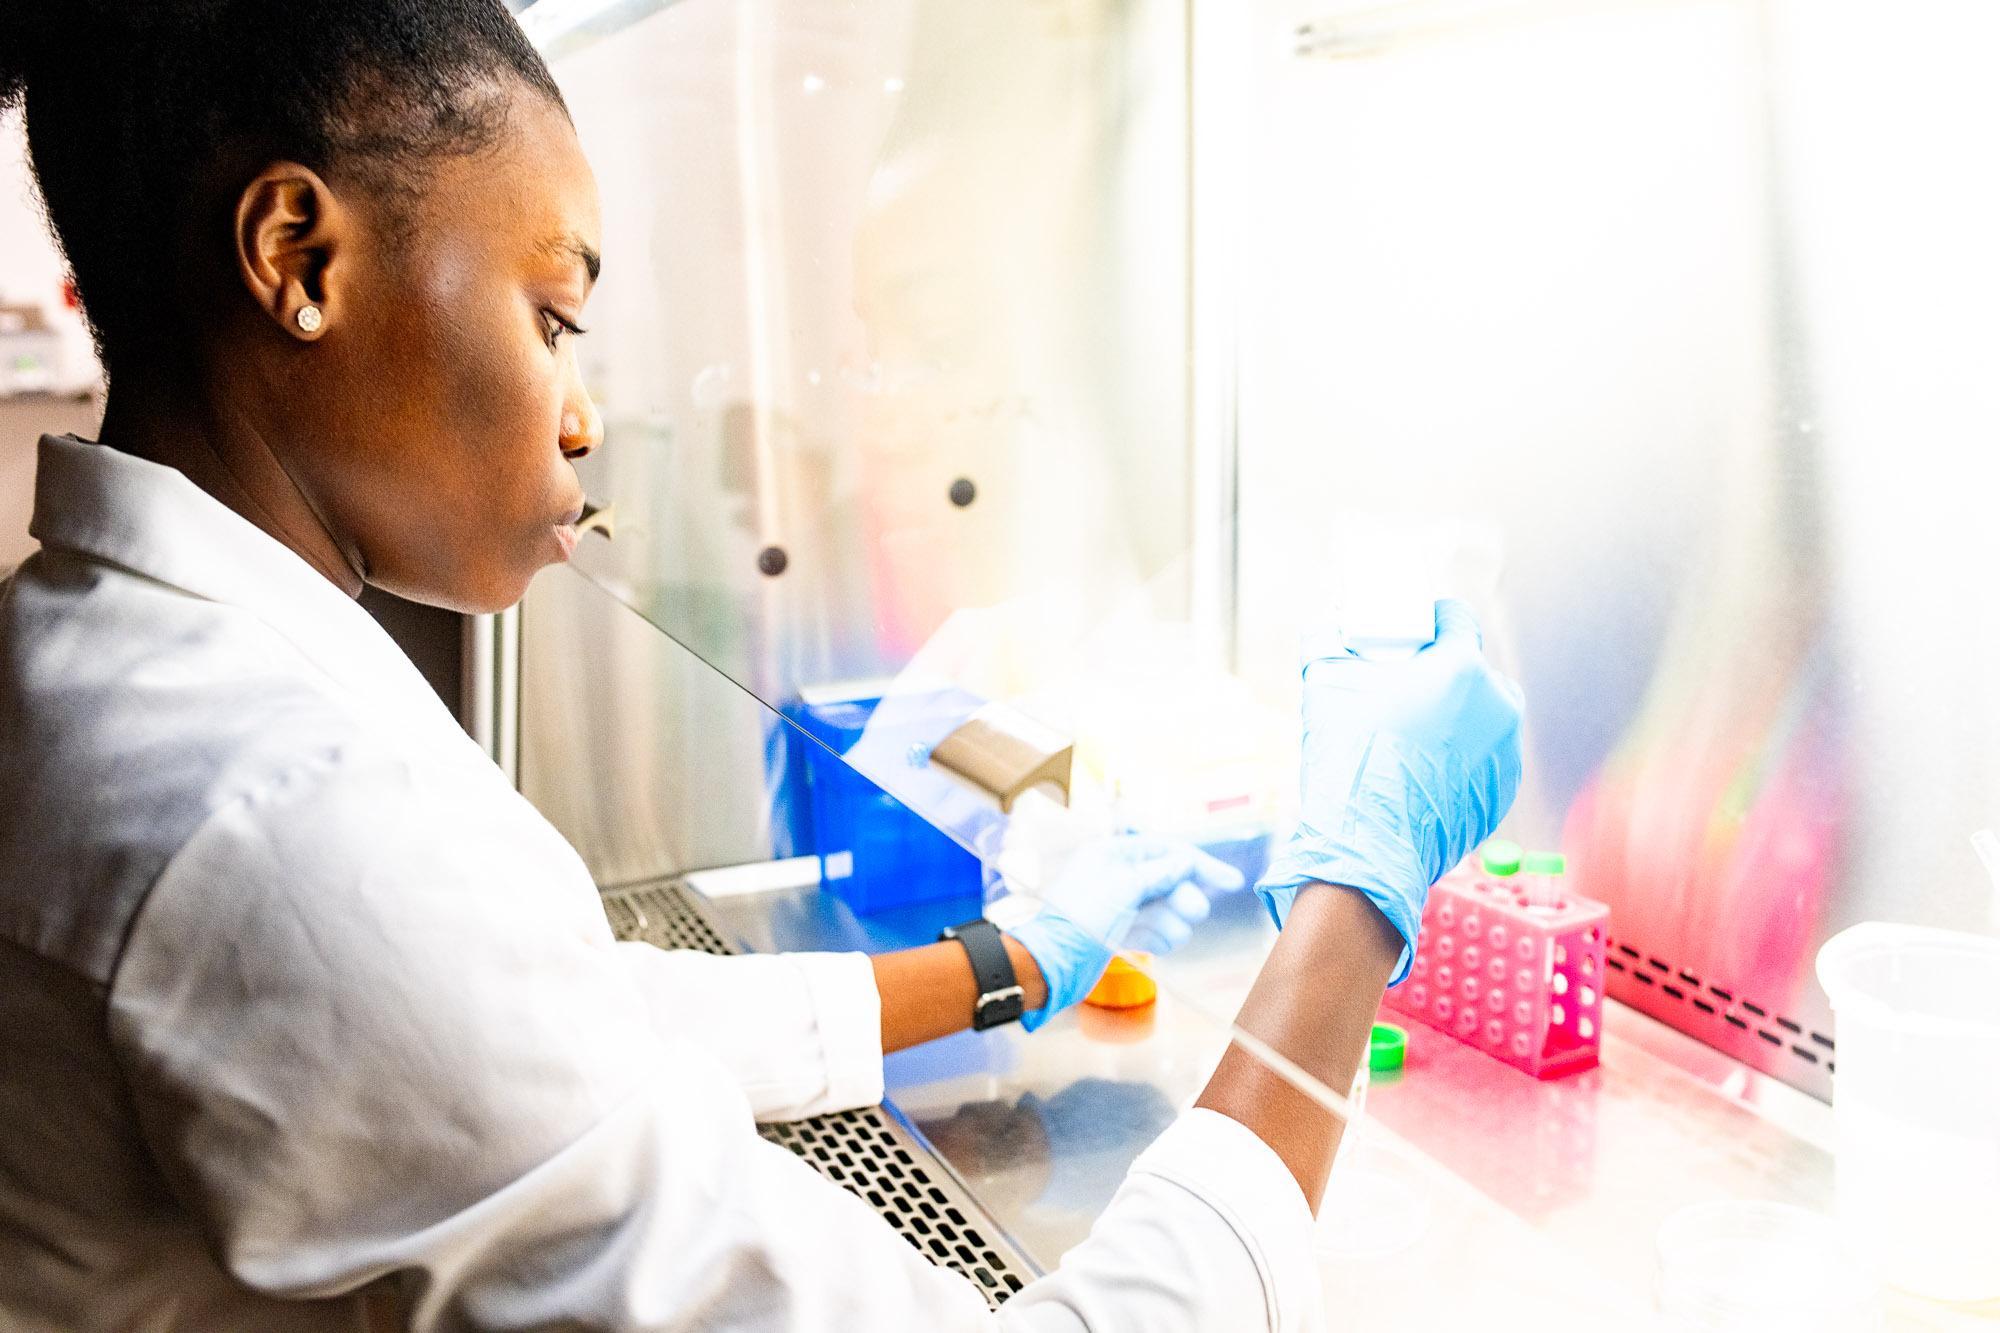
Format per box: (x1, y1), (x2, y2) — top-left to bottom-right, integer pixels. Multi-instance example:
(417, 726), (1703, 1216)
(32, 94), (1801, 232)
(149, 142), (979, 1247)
(939, 918), (1026, 1030)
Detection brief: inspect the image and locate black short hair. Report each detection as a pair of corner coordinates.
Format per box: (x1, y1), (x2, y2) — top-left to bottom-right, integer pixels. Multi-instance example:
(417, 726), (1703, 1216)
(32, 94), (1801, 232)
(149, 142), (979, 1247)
(0, 0), (565, 374)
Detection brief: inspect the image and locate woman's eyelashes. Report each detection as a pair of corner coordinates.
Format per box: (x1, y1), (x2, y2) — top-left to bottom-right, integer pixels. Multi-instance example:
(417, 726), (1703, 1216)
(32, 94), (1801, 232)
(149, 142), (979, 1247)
(541, 310), (586, 349)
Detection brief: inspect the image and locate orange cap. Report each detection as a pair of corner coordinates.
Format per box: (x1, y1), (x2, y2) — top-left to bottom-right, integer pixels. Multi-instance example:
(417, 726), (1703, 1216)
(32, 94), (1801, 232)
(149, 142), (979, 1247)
(1083, 954), (1158, 1009)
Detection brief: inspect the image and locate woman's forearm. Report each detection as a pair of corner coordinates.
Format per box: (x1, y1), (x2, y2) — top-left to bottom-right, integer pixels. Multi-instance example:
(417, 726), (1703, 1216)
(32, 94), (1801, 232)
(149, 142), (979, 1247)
(1194, 882), (1404, 1212)
(871, 937), (1050, 1054)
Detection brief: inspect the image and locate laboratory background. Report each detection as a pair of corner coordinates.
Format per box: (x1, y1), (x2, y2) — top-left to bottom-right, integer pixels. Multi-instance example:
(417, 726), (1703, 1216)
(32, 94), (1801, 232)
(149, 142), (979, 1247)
(5, 0), (1999, 1327)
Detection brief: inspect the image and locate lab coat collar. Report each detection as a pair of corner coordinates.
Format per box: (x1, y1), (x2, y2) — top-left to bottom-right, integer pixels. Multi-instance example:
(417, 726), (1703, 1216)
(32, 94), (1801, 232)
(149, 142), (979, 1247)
(27, 434), (476, 757)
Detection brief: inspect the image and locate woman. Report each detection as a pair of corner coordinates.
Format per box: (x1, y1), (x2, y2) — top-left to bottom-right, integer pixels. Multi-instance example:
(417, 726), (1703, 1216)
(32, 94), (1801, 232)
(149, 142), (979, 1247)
(0, 3), (1524, 1329)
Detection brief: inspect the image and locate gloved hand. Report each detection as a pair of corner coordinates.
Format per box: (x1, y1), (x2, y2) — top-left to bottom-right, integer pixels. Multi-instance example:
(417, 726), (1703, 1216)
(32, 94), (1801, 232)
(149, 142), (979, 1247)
(1008, 834), (1244, 1031)
(1258, 598), (1524, 985)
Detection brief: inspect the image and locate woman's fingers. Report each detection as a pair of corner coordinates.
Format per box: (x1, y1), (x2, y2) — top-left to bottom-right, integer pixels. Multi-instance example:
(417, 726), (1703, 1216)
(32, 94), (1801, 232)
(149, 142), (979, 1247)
(1188, 848), (1245, 893)
(1110, 836), (1246, 900)
(1165, 879), (1212, 926)
(1119, 880), (1215, 954)
(1124, 901), (1196, 954)
(1429, 597), (1482, 654)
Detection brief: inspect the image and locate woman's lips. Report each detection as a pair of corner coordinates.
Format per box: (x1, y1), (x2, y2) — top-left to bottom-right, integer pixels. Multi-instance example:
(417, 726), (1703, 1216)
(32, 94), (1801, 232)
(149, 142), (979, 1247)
(554, 506), (584, 560)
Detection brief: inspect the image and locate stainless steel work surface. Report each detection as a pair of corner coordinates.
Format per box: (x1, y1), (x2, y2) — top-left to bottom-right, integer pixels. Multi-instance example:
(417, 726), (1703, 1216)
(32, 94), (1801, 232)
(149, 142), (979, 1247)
(703, 877), (1999, 1330)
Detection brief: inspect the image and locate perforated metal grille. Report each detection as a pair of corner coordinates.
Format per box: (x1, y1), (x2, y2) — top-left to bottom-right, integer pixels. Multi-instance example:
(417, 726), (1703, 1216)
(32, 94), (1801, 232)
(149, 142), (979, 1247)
(600, 880), (735, 956)
(759, 1107), (1034, 1307)
(1604, 936), (1837, 1075)
(598, 877), (1037, 1307)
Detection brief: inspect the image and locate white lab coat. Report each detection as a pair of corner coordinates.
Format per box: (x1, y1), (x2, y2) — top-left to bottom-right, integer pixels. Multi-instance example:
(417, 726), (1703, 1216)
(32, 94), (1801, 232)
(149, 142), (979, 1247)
(0, 435), (1324, 1331)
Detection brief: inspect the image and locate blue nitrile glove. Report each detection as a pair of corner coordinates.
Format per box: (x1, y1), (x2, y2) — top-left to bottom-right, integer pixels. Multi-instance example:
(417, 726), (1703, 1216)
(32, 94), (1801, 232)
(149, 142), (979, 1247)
(1008, 834), (1245, 1031)
(1258, 598), (1524, 985)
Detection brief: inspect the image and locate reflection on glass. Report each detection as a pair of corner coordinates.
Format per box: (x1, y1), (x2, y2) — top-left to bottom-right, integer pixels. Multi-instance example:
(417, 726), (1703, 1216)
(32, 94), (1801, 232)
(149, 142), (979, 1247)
(1234, 0), (2000, 1093)
(542, 0), (1278, 889)
(534, 0), (1372, 1122)
(553, 0), (1192, 708)
(528, 0), (1472, 1143)
(529, 0), (2000, 1132)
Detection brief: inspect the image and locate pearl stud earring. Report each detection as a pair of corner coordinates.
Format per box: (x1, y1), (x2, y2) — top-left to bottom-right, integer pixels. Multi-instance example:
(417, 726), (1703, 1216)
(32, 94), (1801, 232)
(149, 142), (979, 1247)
(296, 305), (323, 334)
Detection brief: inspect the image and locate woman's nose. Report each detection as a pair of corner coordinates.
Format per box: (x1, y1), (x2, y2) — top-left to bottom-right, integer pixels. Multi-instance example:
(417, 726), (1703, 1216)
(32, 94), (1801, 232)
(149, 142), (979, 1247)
(560, 393), (603, 461)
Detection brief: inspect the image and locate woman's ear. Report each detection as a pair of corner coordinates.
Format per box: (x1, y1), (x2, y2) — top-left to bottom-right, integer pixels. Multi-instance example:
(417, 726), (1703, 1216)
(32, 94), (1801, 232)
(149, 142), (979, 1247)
(233, 163), (347, 342)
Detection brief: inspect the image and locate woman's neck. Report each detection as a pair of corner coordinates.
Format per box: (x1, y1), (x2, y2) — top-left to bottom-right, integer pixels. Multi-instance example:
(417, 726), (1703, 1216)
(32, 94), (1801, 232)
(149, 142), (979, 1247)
(96, 370), (366, 598)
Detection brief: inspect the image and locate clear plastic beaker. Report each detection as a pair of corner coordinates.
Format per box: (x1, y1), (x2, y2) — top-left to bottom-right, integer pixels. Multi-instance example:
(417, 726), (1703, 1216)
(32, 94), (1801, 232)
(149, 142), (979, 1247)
(1816, 923), (2000, 1302)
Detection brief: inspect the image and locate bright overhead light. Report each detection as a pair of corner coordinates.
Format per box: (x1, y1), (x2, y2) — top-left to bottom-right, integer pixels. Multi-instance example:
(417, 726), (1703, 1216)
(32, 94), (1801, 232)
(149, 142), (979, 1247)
(518, 0), (618, 48)
(517, 0), (684, 58)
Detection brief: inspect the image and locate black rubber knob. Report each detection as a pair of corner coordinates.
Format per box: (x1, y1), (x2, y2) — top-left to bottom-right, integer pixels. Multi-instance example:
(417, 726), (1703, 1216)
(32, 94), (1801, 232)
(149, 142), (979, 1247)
(948, 477), (977, 508)
(757, 545), (789, 577)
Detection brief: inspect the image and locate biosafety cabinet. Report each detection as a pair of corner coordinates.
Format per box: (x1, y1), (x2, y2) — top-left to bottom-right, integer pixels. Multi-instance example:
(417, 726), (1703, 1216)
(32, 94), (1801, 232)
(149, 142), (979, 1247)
(496, 0), (2000, 1319)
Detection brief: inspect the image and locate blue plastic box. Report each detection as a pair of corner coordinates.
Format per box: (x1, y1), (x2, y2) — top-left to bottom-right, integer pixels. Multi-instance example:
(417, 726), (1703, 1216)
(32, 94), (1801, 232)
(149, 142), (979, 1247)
(782, 696), (983, 915)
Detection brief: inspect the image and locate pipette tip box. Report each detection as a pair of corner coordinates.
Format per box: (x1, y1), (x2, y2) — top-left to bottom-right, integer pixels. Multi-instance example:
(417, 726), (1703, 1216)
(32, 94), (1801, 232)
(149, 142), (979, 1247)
(1383, 860), (1609, 1079)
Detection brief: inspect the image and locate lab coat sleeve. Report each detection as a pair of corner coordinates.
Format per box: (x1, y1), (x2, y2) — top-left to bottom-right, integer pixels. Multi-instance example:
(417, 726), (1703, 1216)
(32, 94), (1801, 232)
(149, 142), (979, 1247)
(614, 943), (884, 1121)
(997, 1109), (1326, 1333)
(107, 741), (1322, 1330)
(106, 744), (1000, 1330)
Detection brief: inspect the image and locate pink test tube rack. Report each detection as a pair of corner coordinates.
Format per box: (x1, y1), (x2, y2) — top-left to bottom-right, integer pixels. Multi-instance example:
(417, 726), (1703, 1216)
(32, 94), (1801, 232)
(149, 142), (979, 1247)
(1383, 859), (1609, 1079)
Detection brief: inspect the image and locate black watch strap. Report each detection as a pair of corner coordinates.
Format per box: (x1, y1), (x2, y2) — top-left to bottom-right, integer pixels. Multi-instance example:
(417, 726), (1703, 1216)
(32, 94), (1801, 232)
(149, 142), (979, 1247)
(939, 918), (1025, 1030)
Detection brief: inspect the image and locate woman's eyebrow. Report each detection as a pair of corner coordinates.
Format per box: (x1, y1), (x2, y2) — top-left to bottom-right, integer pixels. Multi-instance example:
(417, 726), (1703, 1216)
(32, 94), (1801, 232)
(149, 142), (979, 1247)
(543, 235), (601, 284)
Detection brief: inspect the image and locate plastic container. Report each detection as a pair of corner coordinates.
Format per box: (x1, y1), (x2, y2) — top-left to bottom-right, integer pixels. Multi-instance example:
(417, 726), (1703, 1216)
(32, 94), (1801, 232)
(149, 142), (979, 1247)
(1480, 839), (1523, 879)
(1655, 1200), (1880, 1331)
(1083, 954), (1157, 1009)
(1383, 848), (1609, 1078)
(1522, 849), (1565, 909)
(782, 696), (983, 914)
(1367, 1022), (1407, 1072)
(1816, 923), (2000, 1302)
(1327, 515), (1442, 662)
